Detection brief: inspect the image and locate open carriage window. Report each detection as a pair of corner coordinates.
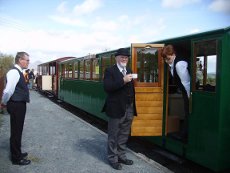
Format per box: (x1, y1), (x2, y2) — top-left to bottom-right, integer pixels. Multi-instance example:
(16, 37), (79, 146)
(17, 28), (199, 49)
(193, 40), (217, 92)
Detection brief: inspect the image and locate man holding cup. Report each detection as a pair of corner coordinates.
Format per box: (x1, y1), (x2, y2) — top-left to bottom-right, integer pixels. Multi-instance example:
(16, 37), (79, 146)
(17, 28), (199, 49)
(102, 48), (137, 170)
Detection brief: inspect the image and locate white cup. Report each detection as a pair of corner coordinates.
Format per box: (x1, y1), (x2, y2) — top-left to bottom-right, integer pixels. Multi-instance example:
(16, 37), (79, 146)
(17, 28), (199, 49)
(131, 73), (138, 79)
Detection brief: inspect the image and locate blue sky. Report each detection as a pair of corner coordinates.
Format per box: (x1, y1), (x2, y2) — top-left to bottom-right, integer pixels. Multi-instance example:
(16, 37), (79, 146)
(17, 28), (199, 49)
(0, 0), (229, 65)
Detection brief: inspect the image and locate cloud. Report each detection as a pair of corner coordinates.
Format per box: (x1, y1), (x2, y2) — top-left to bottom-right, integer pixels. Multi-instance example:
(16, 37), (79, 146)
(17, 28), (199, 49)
(49, 15), (87, 27)
(209, 0), (230, 14)
(73, 0), (103, 16)
(161, 0), (201, 8)
(189, 28), (200, 34)
(56, 1), (68, 14)
(0, 8), (166, 64)
(50, 0), (104, 27)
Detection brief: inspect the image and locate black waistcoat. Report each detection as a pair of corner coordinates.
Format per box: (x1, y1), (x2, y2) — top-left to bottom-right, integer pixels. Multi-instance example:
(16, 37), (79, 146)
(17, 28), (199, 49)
(9, 67), (30, 102)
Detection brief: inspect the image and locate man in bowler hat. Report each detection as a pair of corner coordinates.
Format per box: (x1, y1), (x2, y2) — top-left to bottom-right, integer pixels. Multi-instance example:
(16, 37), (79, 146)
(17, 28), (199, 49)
(102, 48), (137, 170)
(0, 52), (31, 165)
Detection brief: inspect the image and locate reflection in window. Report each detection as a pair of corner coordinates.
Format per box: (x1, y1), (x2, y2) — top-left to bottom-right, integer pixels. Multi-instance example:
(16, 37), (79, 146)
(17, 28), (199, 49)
(64, 64), (68, 78)
(194, 40), (217, 92)
(50, 65), (56, 75)
(79, 59), (84, 79)
(74, 62), (78, 79)
(136, 48), (159, 83)
(61, 64), (65, 78)
(68, 63), (73, 78)
(85, 59), (91, 80)
(101, 55), (112, 79)
(92, 59), (99, 81)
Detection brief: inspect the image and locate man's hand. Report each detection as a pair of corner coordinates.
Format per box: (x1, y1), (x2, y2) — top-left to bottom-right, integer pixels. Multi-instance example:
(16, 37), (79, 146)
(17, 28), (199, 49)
(0, 103), (6, 109)
(123, 74), (133, 84)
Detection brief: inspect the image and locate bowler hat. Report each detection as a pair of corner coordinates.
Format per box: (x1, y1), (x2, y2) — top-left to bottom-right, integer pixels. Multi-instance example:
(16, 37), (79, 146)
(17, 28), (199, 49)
(115, 48), (130, 57)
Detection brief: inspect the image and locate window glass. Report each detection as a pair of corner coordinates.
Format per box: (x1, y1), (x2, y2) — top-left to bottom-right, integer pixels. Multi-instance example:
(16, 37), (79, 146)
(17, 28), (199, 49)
(194, 40), (217, 92)
(74, 62), (78, 79)
(49, 64), (56, 75)
(92, 59), (99, 81)
(61, 64), (65, 78)
(68, 63), (73, 78)
(64, 64), (68, 78)
(101, 55), (112, 78)
(85, 59), (91, 80)
(136, 48), (159, 83)
(42, 65), (47, 75)
(79, 59), (84, 79)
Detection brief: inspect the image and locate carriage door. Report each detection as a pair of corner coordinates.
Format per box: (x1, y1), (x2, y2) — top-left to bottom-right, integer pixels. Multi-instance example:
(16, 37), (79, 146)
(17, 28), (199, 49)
(190, 39), (218, 140)
(131, 43), (165, 136)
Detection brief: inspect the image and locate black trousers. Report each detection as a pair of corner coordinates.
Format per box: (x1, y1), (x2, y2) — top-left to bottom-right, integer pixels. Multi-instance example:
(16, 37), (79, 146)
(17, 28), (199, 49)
(107, 104), (134, 163)
(7, 101), (26, 161)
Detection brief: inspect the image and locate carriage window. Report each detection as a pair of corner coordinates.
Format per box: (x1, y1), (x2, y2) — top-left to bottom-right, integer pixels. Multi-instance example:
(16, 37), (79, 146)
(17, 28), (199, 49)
(92, 59), (99, 81)
(85, 59), (91, 80)
(64, 64), (68, 78)
(61, 64), (65, 78)
(136, 47), (160, 85)
(101, 56), (112, 78)
(194, 40), (217, 92)
(42, 65), (48, 75)
(49, 63), (56, 75)
(111, 54), (116, 66)
(74, 62), (78, 79)
(68, 63), (73, 78)
(79, 59), (84, 79)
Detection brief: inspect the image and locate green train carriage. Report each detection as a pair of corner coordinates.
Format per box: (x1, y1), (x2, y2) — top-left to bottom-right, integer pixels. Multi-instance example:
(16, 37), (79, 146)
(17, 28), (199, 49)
(57, 27), (230, 172)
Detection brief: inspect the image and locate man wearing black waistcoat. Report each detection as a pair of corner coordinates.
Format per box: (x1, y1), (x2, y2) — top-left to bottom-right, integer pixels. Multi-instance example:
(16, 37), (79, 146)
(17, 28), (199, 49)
(161, 45), (190, 141)
(102, 48), (137, 170)
(0, 52), (31, 165)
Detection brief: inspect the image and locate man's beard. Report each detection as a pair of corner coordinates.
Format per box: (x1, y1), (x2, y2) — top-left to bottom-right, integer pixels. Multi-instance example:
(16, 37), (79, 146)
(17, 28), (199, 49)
(120, 62), (127, 67)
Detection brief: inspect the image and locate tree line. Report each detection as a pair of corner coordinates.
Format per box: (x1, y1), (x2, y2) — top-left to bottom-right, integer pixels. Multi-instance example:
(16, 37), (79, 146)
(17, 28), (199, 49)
(0, 52), (14, 103)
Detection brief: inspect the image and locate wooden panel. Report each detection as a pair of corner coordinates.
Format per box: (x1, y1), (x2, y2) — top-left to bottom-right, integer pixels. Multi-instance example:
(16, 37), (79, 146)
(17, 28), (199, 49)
(137, 107), (162, 114)
(132, 86), (163, 136)
(131, 132), (162, 136)
(134, 114), (162, 120)
(136, 93), (163, 101)
(136, 101), (163, 107)
(132, 120), (162, 126)
(132, 127), (162, 132)
(135, 87), (162, 93)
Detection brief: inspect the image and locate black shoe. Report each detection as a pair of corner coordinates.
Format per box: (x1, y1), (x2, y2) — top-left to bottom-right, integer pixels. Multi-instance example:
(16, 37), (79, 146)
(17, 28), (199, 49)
(12, 158), (31, 165)
(118, 159), (133, 165)
(109, 162), (122, 170)
(21, 152), (28, 158)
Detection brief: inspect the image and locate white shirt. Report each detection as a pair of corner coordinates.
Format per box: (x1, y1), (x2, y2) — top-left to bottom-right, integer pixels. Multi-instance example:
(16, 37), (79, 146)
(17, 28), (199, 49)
(169, 59), (190, 98)
(117, 63), (127, 74)
(1, 64), (22, 105)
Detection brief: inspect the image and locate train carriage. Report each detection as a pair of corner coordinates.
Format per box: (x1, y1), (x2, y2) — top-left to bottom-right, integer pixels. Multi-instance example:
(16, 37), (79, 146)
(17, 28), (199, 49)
(37, 57), (75, 96)
(40, 26), (229, 172)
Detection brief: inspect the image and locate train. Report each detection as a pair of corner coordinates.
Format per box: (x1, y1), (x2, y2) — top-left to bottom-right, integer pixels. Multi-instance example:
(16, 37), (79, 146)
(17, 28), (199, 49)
(37, 26), (230, 172)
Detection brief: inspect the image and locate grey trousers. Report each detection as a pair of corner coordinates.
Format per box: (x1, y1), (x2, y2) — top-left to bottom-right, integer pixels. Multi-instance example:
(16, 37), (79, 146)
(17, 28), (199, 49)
(107, 104), (134, 163)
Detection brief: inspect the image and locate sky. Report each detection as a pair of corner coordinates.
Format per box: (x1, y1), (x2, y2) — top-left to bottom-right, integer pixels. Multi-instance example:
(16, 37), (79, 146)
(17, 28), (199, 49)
(0, 0), (229, 65)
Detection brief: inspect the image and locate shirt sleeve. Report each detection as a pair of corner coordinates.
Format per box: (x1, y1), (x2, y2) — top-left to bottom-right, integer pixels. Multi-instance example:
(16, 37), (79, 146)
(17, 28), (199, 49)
(1, 69), (20, 105)
(175, 61), (190, 97)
